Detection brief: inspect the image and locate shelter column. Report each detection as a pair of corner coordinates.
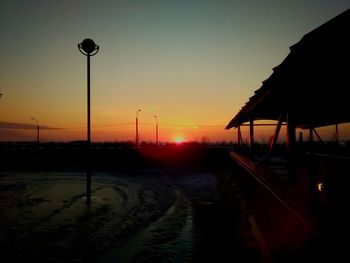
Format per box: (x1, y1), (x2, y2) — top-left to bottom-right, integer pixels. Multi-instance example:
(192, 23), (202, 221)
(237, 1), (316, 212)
(249, 119), (254, 159)
(287, 111), (297, 183)
(237, 126), (242, 152)
(335, 124), (339, 144)
(309, 128), (317, 194)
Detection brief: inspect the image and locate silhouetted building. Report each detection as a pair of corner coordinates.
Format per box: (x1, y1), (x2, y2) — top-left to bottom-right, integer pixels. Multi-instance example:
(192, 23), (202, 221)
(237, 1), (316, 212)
(225, 8), (350, 181)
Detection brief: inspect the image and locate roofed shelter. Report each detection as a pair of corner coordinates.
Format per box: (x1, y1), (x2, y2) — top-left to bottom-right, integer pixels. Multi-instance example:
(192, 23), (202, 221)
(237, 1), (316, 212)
(225, 9), (350, 182)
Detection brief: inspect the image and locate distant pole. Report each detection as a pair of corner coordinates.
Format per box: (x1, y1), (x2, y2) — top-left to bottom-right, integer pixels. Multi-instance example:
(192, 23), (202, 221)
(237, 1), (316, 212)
(136, 109), (141, 147)
(154, 115), (158, 145)
(335, 124), (339, 144)
(30, 117), (40, 144)
(78, 38), (99, 204)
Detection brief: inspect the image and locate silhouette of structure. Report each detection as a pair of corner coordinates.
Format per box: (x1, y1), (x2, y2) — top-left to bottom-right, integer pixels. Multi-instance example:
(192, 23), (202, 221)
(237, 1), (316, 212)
(154, 115), (159, 145)
(136, 109), (141, 147)
(78, 38), (100, 204)
(30, 117), (40, 143)
(226, 9), (350, 182)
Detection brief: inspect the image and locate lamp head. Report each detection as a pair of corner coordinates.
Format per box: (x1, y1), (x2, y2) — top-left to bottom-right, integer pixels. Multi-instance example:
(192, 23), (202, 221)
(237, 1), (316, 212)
(79, 38), (98, 55)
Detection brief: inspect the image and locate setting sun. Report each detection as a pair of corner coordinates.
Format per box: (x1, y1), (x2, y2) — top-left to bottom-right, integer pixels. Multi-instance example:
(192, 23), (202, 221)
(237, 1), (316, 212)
(174, 136), (185, 144)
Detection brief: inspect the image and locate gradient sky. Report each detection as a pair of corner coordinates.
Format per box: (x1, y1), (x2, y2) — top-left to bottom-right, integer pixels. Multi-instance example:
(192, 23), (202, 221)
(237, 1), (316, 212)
(1, 0), (349, 142)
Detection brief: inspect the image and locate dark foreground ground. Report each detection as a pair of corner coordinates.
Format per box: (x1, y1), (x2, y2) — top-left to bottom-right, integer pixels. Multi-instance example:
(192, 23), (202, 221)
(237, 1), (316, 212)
(1, 144), (348, 262)
(0, 145), (263, 263)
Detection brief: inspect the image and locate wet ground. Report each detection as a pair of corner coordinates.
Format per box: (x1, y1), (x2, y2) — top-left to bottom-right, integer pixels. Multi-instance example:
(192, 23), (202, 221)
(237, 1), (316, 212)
(0, 169), (261, 263)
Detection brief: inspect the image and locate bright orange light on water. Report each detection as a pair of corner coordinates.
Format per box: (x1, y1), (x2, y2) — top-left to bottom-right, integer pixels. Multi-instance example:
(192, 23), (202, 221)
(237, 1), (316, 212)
(174, 136), (185, 144)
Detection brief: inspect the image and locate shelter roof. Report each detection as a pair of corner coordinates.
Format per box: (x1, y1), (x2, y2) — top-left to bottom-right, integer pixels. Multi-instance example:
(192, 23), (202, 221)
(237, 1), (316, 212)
(226, 9), (350, 130)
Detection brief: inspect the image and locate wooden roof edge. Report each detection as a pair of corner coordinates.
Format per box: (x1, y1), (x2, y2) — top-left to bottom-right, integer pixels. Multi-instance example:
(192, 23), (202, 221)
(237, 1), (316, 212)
(290, 8), (350, 52)
(225, 9), (350, 131)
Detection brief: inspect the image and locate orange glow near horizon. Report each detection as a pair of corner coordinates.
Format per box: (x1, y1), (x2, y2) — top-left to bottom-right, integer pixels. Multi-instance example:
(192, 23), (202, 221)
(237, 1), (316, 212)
(174, 136), (185, 144)
(2, 120), (350, 143)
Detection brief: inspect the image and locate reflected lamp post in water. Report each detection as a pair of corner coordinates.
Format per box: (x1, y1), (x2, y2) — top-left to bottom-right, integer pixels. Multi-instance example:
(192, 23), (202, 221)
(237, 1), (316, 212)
(78, 38), (99, 204)
(136, 109), (141, 147)
(30, 117), (40, 144)
(154, 115), (158, 145)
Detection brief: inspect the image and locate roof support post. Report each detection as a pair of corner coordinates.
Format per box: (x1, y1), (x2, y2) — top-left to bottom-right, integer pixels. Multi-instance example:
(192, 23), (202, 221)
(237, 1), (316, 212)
(335, 124), (339, 144)
(308, 128), (317, 194)
(287, 111), (297, 183)
(265, 113), (284, 164)
(237, 126), (242, 152)
(249, 119), (254, 159)
(298, 132), (303, 143)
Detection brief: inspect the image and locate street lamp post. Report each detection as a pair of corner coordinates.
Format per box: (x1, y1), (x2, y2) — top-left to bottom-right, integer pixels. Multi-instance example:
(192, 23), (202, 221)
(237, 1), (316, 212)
(136, 109), (141, 147)
(30, 117), (40, 144)
(78, 38), (99, 204)
(154, 115), (158, 145)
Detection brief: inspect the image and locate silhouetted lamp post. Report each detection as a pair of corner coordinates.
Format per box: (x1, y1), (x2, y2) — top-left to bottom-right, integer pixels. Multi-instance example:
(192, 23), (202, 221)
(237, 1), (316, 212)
(136, 109), (141, 147)
(30, 117), (40, 144)
(154, 115), (158, 145)
(78, 38), (99, 204)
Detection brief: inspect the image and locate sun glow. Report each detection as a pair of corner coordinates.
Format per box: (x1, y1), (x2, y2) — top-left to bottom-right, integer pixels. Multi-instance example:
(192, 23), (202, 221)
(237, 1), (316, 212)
(174, 136), (185, 144)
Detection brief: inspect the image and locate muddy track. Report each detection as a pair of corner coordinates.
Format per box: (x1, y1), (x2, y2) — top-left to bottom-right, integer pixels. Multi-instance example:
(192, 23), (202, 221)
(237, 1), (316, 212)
(0, 170), (261, 263)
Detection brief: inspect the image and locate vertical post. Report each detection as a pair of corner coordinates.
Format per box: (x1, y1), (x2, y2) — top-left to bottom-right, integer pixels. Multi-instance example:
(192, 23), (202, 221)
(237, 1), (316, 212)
(78, 38), (99, 205)
(335, 124), (339, 144)
(237, 126), (242, 152)
(87, 55), (91, 145)
(37, 125), (40, 144)
(287, 111), (297, 183)
(249, 119), (254, 159)
(30, 117), (40, 145)
(136, 116), (139, 147)
(86, 54), (91, 204)
(298, 132), (303, 143)
(154, 115), (158, 145)
(309, 128), (317, 194)
(156, 123), (159, 145)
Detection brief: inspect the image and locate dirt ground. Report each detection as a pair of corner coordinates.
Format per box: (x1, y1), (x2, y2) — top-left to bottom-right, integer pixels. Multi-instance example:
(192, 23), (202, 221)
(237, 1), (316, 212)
(0, 169), (261, 263)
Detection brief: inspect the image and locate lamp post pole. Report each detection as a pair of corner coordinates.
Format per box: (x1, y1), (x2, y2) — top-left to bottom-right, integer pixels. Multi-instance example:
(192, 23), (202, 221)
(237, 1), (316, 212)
(136, 109), (141, 147)
(30, 117), (40, 144)
(154, 115), (158, 145)
(78, 38), (99, 204)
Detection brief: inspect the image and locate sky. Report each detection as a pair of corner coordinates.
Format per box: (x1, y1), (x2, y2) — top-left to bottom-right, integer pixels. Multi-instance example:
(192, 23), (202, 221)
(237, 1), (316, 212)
(0, 0), (349, 143)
